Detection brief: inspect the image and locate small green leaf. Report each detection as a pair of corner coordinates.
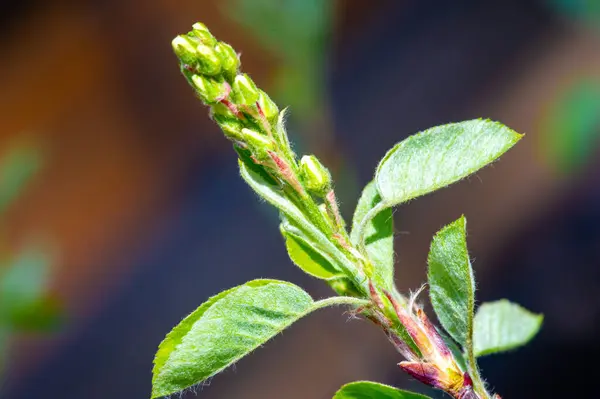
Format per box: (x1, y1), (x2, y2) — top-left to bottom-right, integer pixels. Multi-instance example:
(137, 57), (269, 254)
(351, 181), (394, 289)
(427, 216), (475, 348)
(473, 299), (543, 357)
(375, 119), (522, 207)
(282, 228), (340, 279)
(151, 279), (361, 398)
(333, 381), (431, 399)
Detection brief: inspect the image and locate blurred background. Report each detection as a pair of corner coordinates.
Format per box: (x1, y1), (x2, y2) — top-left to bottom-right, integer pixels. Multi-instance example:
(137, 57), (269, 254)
(0, 0), (599, 398)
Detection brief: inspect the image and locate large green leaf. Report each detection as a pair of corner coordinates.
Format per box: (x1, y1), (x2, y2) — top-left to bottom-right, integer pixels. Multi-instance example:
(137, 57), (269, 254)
(375, 119), (522, 207)
(333, 381), (431, 399)
(473, 299), (543, 357)
(151, 279), (365, 398)
(427, 216), (475, 348)
(350, 181), (394, 290)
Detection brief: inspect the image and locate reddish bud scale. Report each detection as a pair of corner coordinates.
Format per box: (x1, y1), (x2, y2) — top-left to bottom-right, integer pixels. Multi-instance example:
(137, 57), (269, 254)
(219, 99), (244, 119)
(416, 308), (452, 358)
(267, 151), (304, 195)
(383, 291), (431, 356)
(326, 190), (344, 229)
(399, 362), (447, 390)
(255, 101), (273, 138)
(368, 281), (385, 312)
(388, 332), (418, 361)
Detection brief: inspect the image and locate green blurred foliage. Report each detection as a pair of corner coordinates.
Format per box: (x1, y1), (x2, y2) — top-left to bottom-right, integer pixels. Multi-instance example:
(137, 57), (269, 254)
(0, 248), (61, 332)
(543, 79), (600, 173)
(549, 0), (600, 26)
(0, 141), (62, 379)
(223, 0), (333, 118)
(0, 143), (41, 216)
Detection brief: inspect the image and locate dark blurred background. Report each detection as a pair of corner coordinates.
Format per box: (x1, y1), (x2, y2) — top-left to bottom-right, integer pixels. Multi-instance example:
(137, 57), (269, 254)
(0, 0), (599, 398)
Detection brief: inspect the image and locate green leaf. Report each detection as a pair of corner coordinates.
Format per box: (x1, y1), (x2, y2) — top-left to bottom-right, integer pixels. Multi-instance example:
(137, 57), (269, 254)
(351, 181), (394, 289)
(151, 279), (364, 398)
(333, 381), (431, 399)
(427, 216), (475, 348)
(473, 299), (543, 357)
(375, 119), (522, 207)
(282, 227), (340, 279)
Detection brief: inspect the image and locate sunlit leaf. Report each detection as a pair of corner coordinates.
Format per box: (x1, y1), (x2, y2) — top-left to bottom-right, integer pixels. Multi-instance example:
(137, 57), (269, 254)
(427, 216), (475, 348)
(151, 279), (363, 398)
(376, 120), (521, 207)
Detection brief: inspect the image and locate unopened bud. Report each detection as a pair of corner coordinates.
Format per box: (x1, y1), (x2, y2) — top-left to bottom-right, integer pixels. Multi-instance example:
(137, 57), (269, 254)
(172, 35), (199, 65)
(257, 90), (279, 120)
(191, 22), (217, 46)
(300, 155), (331, 196)
(240, 128), (274, 153)
(191, 75), (227, 104)
(232, 74), (259, 105)
(195, 44), (222, 76)
(214, 42), (239, 77)
(214, 116), (244, 141)
(211, 102), (238, 119)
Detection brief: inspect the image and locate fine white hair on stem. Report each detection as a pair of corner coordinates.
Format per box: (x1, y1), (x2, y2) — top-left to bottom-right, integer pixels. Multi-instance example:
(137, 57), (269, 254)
(408, 283), (427, 314)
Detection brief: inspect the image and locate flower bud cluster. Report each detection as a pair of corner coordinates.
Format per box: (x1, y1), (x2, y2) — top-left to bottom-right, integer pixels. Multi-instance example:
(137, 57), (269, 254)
(172, 23), (280, 164)
(172, 22), (335, 203)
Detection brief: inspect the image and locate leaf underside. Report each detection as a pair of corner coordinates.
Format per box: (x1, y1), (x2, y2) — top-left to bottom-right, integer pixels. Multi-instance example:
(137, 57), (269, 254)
(473, 299), (543, 357)
(282, 227), (340, 279)
(350, 181), (394, 289)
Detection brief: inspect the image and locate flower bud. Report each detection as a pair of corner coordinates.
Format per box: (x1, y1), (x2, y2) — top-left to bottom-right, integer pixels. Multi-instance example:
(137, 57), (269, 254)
(300, 155), (331, 196)
(191, 22), (217, 46)
(232, 74), (259, 106)
(211, 102), (238, 119)
(214, 115), (244, 141)
(191, 75), (227, 104)
(214, 42), (239, 77)
(195, 44), (222, 76)
(257, 90), (279, 120)
(172, 35), (199, 65)
(240, 128), (274, 154)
